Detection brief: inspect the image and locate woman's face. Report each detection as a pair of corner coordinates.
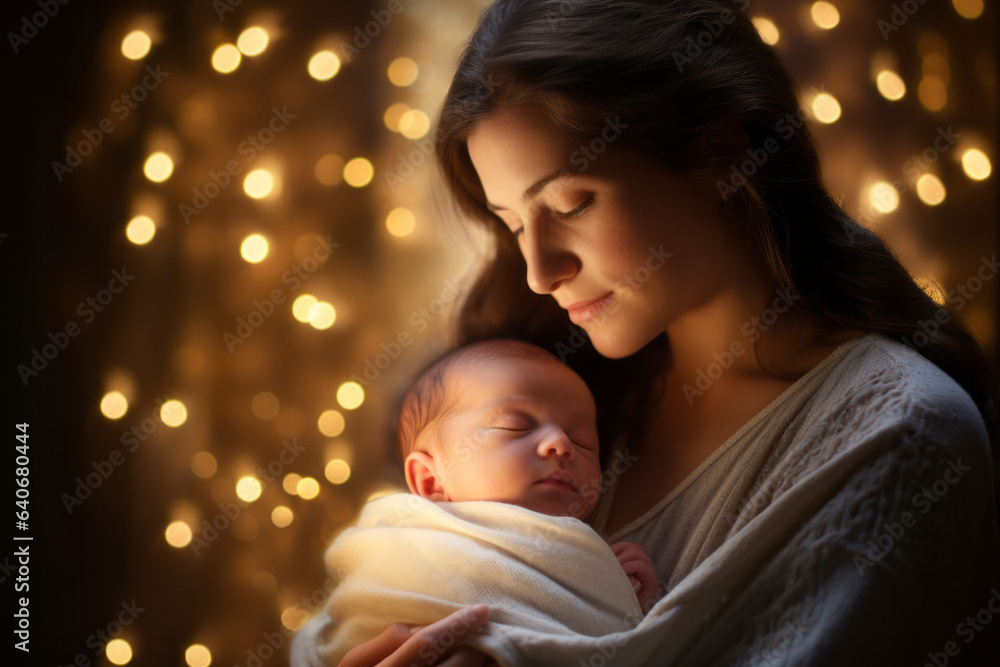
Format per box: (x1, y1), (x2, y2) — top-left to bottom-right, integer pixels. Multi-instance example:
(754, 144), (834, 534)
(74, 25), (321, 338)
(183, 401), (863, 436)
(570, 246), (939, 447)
(466, 106), (741, 359)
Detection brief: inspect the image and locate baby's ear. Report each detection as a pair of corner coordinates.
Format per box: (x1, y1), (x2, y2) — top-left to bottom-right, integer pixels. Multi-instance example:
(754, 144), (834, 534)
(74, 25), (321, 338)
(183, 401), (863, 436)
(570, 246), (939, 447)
(404, 451), (449, 501)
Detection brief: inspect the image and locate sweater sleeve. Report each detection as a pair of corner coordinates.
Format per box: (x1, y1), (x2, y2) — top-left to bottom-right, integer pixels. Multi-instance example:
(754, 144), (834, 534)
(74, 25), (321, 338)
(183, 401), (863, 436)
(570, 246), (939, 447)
(676, 387), (1000, 667)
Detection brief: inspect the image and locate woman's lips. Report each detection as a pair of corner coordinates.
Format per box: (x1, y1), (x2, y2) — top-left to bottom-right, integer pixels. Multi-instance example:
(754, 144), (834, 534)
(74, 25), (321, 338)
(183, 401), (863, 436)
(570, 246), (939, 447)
(564, 292), (614, 325)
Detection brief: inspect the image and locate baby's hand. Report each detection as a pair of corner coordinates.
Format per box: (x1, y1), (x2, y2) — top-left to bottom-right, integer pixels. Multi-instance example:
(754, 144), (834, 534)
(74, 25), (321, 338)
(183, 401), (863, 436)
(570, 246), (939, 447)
(609, 541), (661, 613)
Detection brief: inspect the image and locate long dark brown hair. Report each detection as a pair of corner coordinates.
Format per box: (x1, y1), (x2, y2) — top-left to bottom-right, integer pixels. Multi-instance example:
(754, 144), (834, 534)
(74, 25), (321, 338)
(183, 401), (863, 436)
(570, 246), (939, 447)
(431, 0), (998, 466)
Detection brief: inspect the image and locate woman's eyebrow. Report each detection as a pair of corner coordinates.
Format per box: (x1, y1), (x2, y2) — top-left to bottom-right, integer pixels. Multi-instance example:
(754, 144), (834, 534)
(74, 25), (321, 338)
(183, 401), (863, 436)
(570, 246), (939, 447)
(485, 169), (572, 212)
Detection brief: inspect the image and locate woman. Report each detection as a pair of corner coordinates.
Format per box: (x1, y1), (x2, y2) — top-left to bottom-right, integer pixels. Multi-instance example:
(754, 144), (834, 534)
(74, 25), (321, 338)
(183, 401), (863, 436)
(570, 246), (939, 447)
(325, 0), (1000, 664)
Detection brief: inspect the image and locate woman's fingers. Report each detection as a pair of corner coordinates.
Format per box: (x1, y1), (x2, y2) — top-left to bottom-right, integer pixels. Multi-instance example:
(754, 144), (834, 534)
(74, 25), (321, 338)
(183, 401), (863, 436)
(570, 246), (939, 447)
(377, 605), (490, 667)
(339, 623), (415, 666)
(435, 646), (494, 666)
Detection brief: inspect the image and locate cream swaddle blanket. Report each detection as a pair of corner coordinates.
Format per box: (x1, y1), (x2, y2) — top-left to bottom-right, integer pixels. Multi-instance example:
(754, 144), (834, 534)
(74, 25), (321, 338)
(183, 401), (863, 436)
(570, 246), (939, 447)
(292, 493), (645, 666)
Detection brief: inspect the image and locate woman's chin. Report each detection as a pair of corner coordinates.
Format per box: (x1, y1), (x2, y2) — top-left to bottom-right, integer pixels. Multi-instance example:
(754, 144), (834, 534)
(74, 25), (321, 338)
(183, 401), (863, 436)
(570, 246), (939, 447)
(588, 331), (648, 360)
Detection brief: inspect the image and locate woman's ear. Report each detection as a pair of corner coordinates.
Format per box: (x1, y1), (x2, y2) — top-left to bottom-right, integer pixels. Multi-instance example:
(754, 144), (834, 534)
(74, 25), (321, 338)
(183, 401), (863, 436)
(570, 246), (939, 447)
(404, 451), (450, 501)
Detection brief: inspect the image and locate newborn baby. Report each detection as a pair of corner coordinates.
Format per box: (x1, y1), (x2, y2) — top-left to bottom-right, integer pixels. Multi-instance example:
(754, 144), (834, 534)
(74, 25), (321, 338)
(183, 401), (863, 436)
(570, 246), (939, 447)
(398, 337), (659, 608)
(292, 338), (660, 667)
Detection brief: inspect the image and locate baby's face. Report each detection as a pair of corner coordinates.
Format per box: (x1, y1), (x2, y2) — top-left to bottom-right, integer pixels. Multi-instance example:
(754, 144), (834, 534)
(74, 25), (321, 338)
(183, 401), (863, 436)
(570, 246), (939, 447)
(428, 355), (603, 519)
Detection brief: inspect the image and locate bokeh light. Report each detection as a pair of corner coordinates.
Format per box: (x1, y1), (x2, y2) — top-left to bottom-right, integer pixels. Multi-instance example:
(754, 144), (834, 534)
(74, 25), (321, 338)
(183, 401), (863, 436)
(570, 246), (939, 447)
(240, 234), (269, 263)
(810, 2), (840, 29)
(962, 149), (992, 180)
(283, 473), (301, 496)
(811, 92), (841, 123)
(386, 207), (416, 237)
(308, 51), (341, 80)
(251, 392), (280, 419)
(337, 382), (365, 410)
(106, 639), (133, 665)
(876, 70), (906, 101)
(243, 169), (274, 198)
(237, 27), (269, 56)
(191, 452), (218, 479)
(752, 17), (779, 45)
(383, 102), (411, 132)
(165, 520), (193, 548)
(387, 57), (419, 86)
(325, 459), (351, 485)
(916, 173), (946, 205)
(343, 157), (374, 188)
(121, 30), (152, 60)
(160, 399), (188, 427)
(296, 476), (320, 499)
(236, 476), (262, 502)
(953, 0), (984, 19)
(212, 44), (241, 73)
(292, 294), (319, 323)
(317, 409), (346, 437)
(398, 109), (430, 139)
(869, 181), (900, 214)
(126, 215), (156, 245)
(315, 154), (345, 186)
(143, 152), (174, 182)
(307, 302), (336, 330)
(185, 644), (212, 667)
(100, 391), (129, 420)
(271, 506), (294, 527)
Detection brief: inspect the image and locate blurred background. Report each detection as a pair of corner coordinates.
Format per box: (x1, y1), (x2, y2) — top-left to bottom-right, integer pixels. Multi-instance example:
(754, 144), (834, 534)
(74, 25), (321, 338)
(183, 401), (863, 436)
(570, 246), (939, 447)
(4, 1), (995, 666)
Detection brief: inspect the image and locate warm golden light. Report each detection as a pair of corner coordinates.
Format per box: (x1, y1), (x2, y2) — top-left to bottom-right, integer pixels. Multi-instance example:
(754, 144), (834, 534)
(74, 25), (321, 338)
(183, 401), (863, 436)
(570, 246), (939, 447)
(308, 50), (341, 81)
(237, 27), (269, 56)
(292, 295), (318, 323)
(876, 70), (906, 101)
(283, 473), (301, 495)
(252, 392), (280, 420)
(243, 169), (274, 198)
(869, 182), (899, 214)
(106, 639), (133, 665)
(337, 382), (365, 410)
(918, 75), (947, 111)
(271, 506), (294, 528)
(165, 520), (193, 548)
(386, 207), (416, 237)
(281, 606), (309, 631)
(916, 174), (946, 205)
(325, 459), (351, 485)
(962, 149), (992, 180)
(811, 93), (841, 123)
(100, 391), (129, 420)
(240, 234), (269, 263)
(297, 477), (320, 500)
(315, 154), (345, 186)
(191, 452), (218, 479)
(161, 399), (188, 427)
(121, 30), (152, 60)
(185, 644), (212, 667)
(383, 103), (411, 132)
(752, 17), (779, 45)
(343, 157), (374, 188)
(810, 2), (840, 29)
(143, 152), (174, 182)
(387, 57), (419, 86)
(126, 215), (156, 245)
(236, 476), (262, 502)
(211, 44), (242, 74)
(953, 0), (984, 19)
(317, 409), (346, 437)
(308, 302), (336, 330)
(398, 109), (430, 140)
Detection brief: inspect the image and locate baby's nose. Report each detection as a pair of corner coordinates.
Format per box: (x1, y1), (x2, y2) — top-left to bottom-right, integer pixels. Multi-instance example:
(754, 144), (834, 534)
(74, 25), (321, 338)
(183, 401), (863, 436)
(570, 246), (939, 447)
(537, 428), (574, 459)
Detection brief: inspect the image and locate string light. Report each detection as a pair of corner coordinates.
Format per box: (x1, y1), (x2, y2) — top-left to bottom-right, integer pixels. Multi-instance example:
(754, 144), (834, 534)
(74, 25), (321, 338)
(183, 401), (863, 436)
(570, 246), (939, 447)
(240, 234), (270, 263)
(100, 391), (129, 420)
(962, 149), (991, 180)
(165, 521), (193, 548)
(292, 295), (319, 323)
(343, 158), (374, 188)
(317, 409), (346, 437)
(236, 476), (263, 502)
(325, 459), (351, 485)
(810, 2), (840, 30)
(308, 51), (341, 80)
(126, 215), (156, 245)
(337, 382), (365, 410)
(386, 207), (416, 237)
(161, 399), (188, 427)
(143, 152), (174, 182)
(121, 30), (152, 60)
(752, 17), (779, 45)
(237, 27), (269, 56)
(212, 44), (241, 73)
(297, 477), (320, 499)
(106, 639), (133, 665)
(916, 174), (946, 205)
(387, 57), (419, 86)
(243, 169), (274, 198)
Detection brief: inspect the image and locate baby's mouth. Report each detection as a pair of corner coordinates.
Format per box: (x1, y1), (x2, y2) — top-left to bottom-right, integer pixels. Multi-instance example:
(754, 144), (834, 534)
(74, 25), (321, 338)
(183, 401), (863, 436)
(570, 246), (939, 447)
(536, 469), (577, 492)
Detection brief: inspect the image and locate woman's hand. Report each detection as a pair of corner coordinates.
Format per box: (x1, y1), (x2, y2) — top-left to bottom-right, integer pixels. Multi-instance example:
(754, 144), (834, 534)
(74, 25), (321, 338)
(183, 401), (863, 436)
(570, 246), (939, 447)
(610, 542), (661, 613)
(338, 605), (494, 667)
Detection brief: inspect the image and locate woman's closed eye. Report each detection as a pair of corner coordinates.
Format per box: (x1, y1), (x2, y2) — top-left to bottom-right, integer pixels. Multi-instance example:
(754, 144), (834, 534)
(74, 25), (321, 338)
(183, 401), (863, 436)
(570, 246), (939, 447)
(510, 194), (595, 236)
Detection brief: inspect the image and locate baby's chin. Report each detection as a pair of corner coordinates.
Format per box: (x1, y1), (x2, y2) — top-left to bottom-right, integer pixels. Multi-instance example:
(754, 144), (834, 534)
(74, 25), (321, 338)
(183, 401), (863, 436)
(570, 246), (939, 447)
(517, 496), (594, 521)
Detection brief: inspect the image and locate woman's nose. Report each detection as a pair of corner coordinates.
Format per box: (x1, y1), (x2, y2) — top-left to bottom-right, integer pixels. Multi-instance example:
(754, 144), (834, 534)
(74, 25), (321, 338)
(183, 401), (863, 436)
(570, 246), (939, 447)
(521, 222), (578, 295)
